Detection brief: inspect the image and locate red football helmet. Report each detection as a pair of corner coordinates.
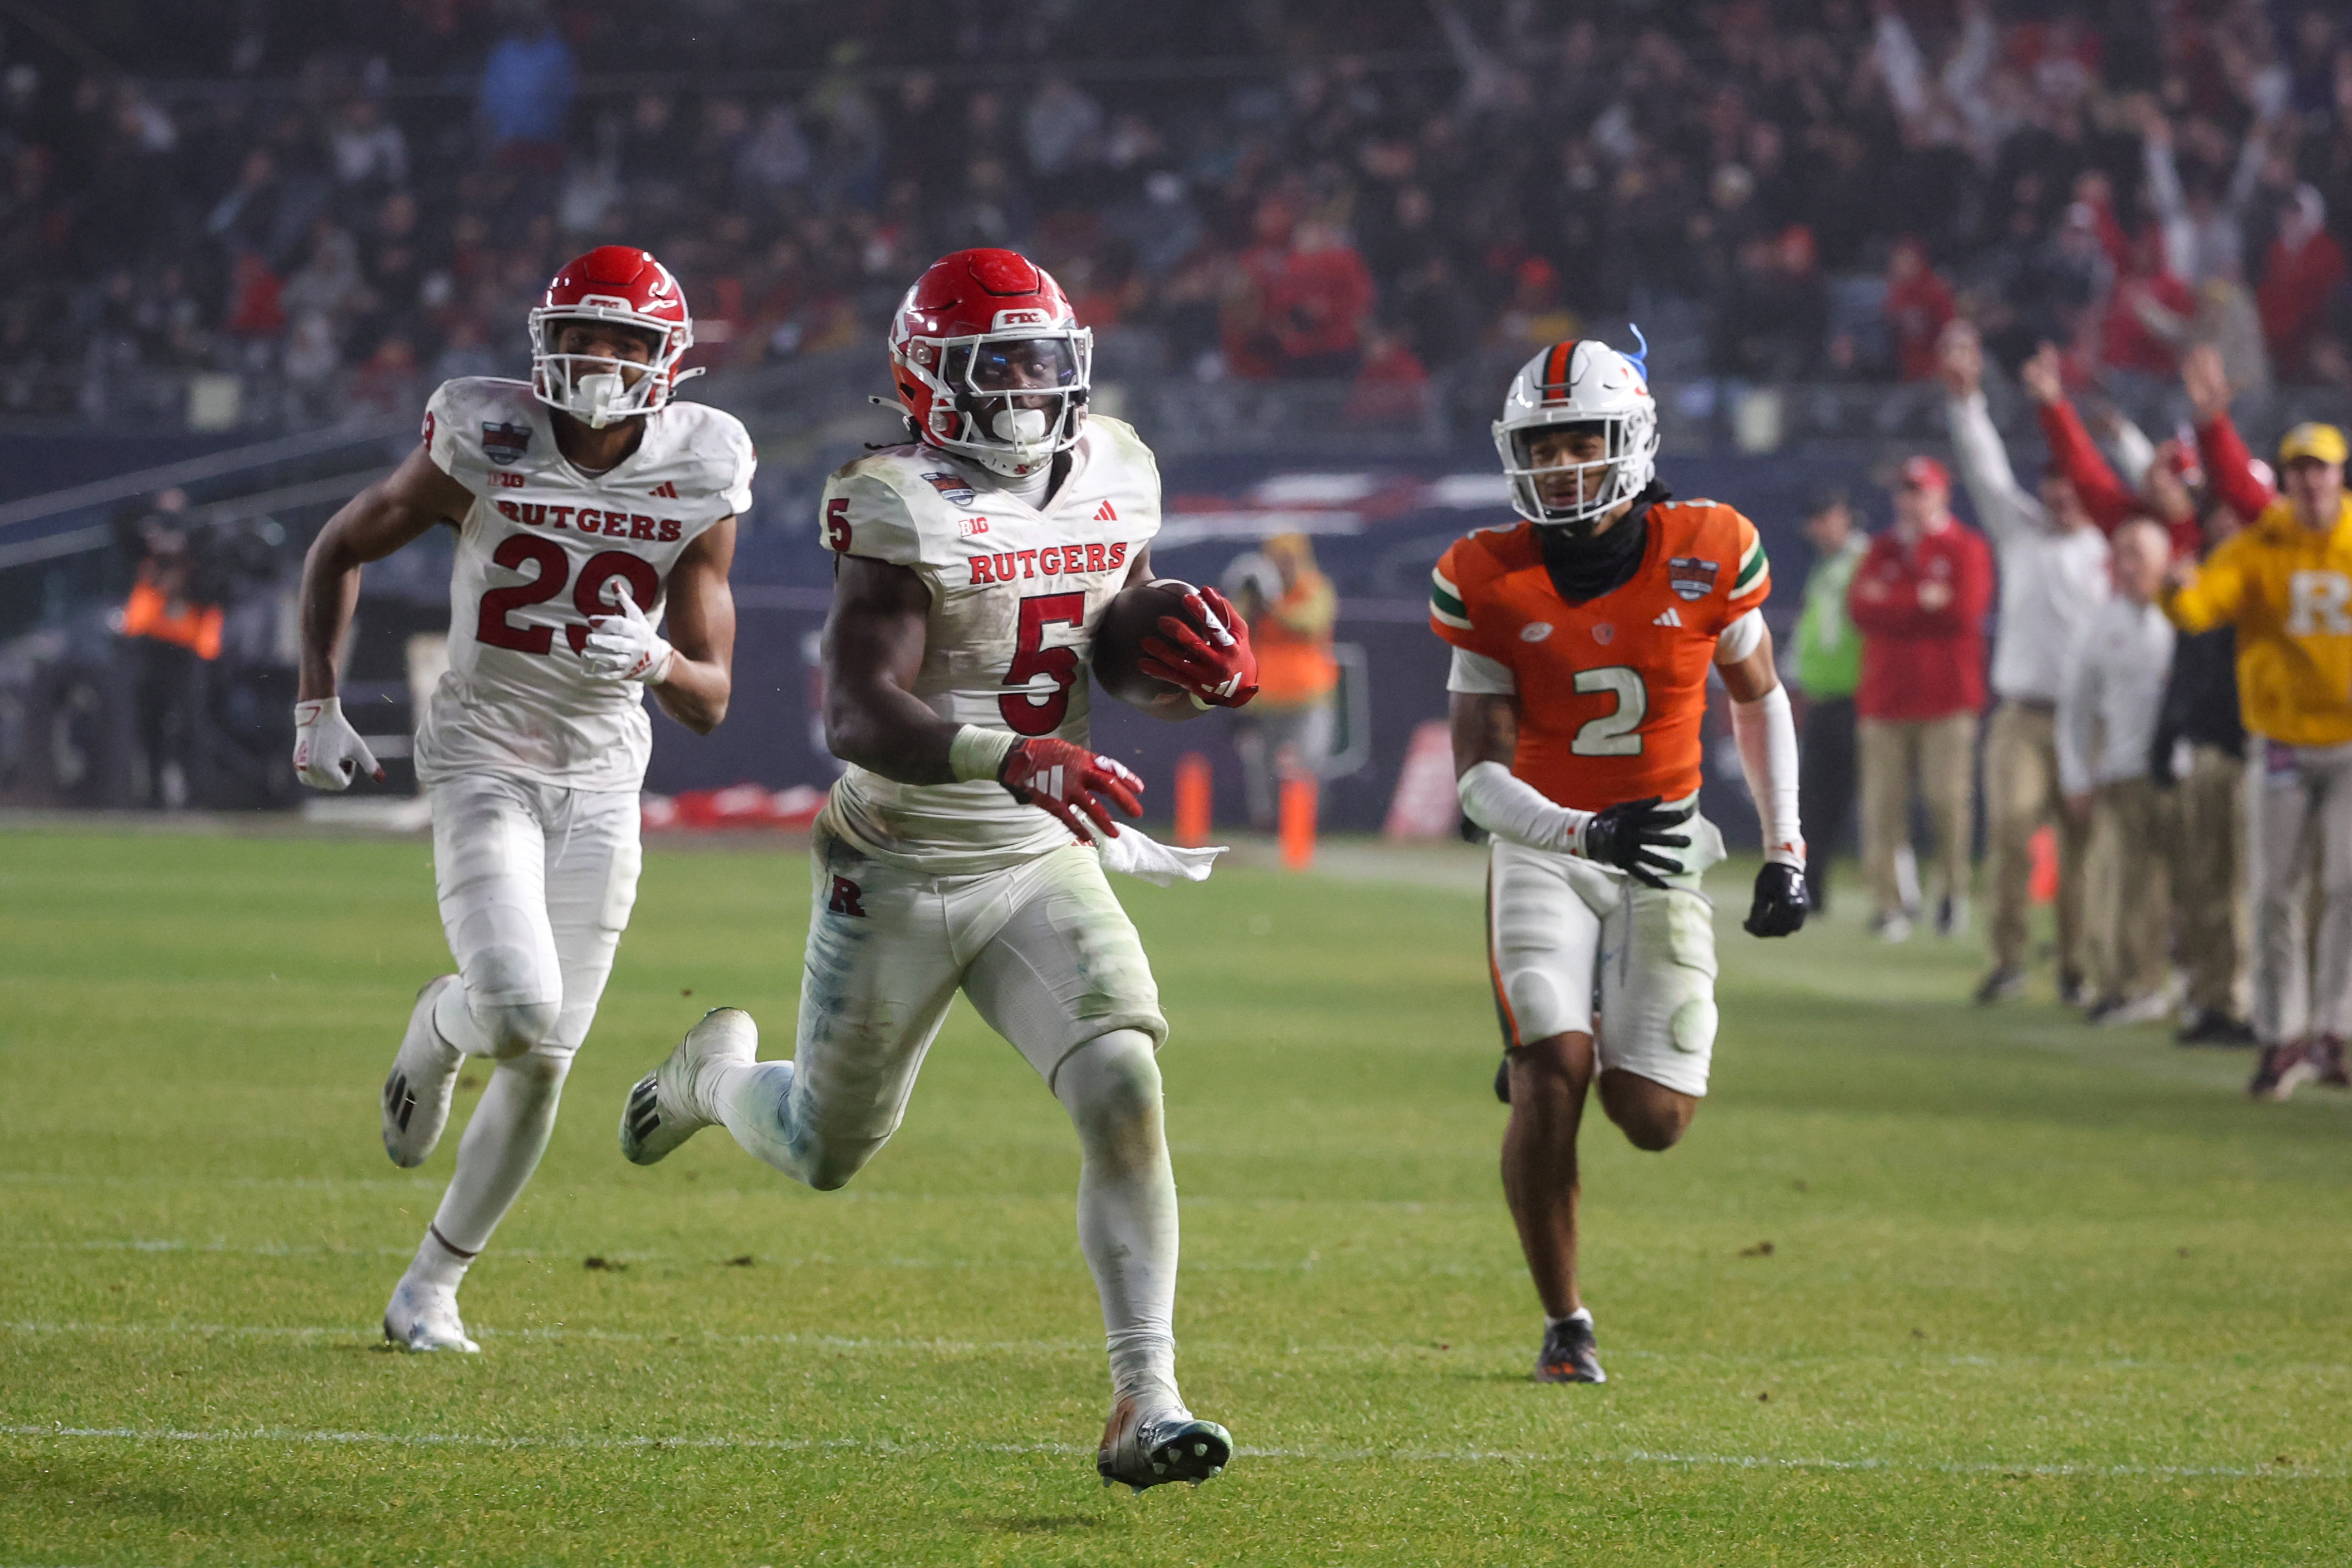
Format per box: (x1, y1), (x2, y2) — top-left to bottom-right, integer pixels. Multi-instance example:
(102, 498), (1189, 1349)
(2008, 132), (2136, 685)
(889, 249), (1091, 477)
(530, 246), (698, 428)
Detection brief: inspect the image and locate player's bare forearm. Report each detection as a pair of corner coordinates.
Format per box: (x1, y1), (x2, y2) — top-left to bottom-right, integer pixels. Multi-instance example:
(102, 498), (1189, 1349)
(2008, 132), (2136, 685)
(822, 554), (959, 784)
(648, 519), (736, 734)
(1135, 689), (1211, 722)
(297, 444), (471, 700)
(1450, 690), (1519, 776)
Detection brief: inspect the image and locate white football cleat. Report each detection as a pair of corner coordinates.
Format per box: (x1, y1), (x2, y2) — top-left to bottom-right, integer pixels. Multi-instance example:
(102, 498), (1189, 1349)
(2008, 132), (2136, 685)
(383, 1276), (479, 1353)
(1097, 1396), (1233, 1492)
(619, 1007), (757, 1166)
(383, 975), (464, 1168)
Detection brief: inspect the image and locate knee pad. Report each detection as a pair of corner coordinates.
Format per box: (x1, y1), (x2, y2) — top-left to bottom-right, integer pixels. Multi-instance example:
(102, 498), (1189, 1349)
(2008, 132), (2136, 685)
(1055, 1030), (1163, 1139)
(472, 998), (562, 1060)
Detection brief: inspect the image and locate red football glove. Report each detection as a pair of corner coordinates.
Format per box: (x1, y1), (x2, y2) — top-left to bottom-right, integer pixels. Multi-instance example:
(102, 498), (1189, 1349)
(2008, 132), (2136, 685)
(1138, 585), (1260, 708)
(998, 737), (1144, 844)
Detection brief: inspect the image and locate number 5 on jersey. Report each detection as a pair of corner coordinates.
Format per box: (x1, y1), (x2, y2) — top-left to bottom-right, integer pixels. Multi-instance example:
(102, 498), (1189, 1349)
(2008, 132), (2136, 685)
(1001, 592), (1086, 734)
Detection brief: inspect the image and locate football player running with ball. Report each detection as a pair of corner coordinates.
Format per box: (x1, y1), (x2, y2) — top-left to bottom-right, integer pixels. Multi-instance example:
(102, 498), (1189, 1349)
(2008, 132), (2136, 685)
(615, 249), (1253, 1491)
(1430, 335), (1807, 1383)
(293, 246), (753, 1353)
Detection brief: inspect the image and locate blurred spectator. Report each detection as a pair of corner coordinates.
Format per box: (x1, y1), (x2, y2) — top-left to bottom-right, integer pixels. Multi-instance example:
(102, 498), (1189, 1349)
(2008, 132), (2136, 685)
(1942, 327), (2110, 1001)
(1224, 534), (1339, 832)
(2057, 520), (2179, 1026)
(1848, 454), (1994, 942)
(1344, 324), (1430, 426)
(115, 503), (220, 810)
(2027, 342), (2206, 558)
(2257, 187), (2346, 383)
(2099, 229), (2196, 386)
(2160, 420), (2352, 1100)
(479, 14), (577, 168)
(2150, 496), (2251, 1047)
(1883, 239), (1954, 383)
(1264, 217), (1376, 379)
(1791, 486), (1865, 915)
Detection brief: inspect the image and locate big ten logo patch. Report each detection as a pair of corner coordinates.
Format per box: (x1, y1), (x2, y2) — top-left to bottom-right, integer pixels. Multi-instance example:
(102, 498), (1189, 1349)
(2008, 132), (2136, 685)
(2287, 570), (2352, 637)
(493, 470), (525, 489)
(957, 515), (990, 538)
(828, 876), (867, 917)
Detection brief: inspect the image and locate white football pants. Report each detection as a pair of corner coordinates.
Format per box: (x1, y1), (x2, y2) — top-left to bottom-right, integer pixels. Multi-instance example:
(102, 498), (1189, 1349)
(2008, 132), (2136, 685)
(420, 771), (642, 1260)
(2245, 740), (2352, 1045)
(705, 824), (1181, 1408)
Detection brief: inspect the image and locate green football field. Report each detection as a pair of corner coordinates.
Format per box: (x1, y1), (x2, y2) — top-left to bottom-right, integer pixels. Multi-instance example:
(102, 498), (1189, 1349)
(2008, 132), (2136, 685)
(3, 824), (2349, 1567)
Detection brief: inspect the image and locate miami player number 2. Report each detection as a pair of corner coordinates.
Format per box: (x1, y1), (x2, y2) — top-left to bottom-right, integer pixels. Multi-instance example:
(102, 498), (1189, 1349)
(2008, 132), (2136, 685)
(1570, 666), (1647, 756)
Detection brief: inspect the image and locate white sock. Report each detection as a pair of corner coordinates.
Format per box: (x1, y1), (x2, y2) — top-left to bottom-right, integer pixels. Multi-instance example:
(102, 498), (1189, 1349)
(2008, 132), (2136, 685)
(427, 1055), (570, 1255)
(404, 1224), (476, 1292)
(706, 1057), (807, 1172)
(1547, 1307), (1594, 1331)
(1056, 1032), (1182, 1412)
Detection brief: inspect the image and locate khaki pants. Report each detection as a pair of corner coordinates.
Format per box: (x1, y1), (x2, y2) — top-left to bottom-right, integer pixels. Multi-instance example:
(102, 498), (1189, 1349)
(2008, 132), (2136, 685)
(1859, 712), (1978, 920)
(2169, 745), (2247, 1018)
(2082, 778), (2175, 1003)
(1982, 700), (2089, 974)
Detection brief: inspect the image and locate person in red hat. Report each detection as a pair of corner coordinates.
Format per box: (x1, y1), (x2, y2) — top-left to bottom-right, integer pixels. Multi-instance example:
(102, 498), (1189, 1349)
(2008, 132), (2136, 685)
(1848, 451), (1995, 940)
(291, 244), (754, 1354)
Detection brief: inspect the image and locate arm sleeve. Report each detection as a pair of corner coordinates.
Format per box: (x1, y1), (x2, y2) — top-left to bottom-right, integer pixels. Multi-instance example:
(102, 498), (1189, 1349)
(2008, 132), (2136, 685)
(1714, 607), (1767, 665)
(2195, 412), (2273, 524)
(1457, 760), (1587, 856)
(821, 467), (924, 567)
(1730, 683), (1803, 865)
(2035, 400), (2141, 533)
(1446, 646), (1516, 695)
(1946, 390), (2043, 542)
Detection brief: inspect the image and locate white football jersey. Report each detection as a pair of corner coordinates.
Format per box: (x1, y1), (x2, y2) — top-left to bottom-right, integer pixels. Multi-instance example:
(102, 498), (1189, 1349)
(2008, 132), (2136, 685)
(819, 415), (1163, 873)
(411, 377), (755, 793)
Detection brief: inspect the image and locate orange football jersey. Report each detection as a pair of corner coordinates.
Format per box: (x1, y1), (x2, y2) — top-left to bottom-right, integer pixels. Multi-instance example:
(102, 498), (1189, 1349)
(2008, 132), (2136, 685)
(1430, 500), (1770, 812)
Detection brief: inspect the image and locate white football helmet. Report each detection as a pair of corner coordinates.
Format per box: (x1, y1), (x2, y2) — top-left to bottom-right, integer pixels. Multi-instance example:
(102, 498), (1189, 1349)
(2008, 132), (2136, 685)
(1493, 330), (1657, 531)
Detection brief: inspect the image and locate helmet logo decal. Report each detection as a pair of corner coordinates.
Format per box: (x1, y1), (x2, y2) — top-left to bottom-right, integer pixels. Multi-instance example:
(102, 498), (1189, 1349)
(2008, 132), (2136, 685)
(992, 307), (1051, 330)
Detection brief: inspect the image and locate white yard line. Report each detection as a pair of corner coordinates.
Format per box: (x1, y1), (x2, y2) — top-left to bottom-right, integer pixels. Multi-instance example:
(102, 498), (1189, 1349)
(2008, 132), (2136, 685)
(9, 1319), (2352, 1380)
(0, 1421), (2336, 1482)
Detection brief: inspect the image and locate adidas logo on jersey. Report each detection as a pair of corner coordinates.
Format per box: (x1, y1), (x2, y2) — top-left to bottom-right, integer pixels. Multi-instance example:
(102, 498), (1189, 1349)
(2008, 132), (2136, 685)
(1094, 500), (1118, 521)
(651, 480), (680, 499)
(1653, 607), (1682, 627)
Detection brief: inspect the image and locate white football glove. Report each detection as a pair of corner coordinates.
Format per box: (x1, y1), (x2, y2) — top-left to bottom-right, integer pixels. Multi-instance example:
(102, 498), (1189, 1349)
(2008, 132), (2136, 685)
(292, 697), (383, 790)
(581, 582), (675, 685)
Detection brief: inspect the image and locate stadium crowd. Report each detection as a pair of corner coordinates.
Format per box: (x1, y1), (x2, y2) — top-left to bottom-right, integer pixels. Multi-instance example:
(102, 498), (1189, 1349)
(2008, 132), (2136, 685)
(7, 0), (2351, 427)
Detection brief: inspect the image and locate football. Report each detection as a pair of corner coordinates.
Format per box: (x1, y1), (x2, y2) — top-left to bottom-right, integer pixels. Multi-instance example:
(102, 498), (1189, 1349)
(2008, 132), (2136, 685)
(1091, 577), (1200, 707)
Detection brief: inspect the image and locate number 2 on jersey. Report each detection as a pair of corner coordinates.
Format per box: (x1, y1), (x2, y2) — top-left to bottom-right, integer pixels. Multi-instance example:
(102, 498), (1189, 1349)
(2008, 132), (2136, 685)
(476, 535), (661, 656)
(1001, 592), (1086, 735)
(1570, 666), (1647, 756)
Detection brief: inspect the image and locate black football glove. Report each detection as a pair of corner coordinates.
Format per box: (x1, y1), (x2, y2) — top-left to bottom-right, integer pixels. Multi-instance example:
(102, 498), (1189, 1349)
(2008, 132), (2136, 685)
(1743, 861), (1809, 937)
(1581, 796), (1693, 890)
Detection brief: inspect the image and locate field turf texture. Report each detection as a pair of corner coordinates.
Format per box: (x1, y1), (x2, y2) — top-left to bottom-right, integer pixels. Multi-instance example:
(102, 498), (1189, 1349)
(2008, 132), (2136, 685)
(3, 824), (2349, 1567)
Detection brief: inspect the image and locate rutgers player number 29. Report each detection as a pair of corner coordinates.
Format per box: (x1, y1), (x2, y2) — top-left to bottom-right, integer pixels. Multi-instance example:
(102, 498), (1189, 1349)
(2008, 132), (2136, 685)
(477, 535), (660, 656)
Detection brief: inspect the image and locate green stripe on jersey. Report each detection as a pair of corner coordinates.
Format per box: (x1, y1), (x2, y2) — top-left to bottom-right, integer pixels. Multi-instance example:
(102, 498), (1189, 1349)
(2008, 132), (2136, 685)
(1734, 538), (1768, 591)
(1430, 568), (1472, 629)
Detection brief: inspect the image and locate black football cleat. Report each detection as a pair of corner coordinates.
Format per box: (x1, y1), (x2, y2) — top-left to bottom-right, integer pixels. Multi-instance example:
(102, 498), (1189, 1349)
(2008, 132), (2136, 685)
(1535, 1315), (1606, 1384)
(1097, 1397), (1232, 1492)
(2250, 1041), (2318, 1102)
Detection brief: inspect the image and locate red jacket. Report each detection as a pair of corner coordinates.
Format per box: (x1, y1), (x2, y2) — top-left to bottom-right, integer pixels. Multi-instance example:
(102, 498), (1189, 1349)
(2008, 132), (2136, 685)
(1848, 521), (1995, 721)
(2193, 408), (2275, 526)
(2035, 400), (2202, 557)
